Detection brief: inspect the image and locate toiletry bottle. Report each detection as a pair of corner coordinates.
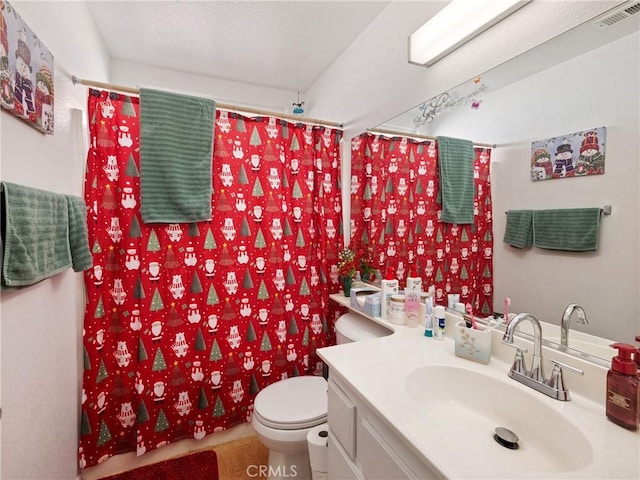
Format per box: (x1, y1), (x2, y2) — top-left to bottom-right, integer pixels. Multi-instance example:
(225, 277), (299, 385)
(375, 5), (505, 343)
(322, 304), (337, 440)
(380, 267), (399, 320)
(404, 267), (422, 328)
(606, 343), (639, 430)
(424, 294), (434, 337)
(388, 294), (406, 325)
(353, 270), (362, 288)
(433, 305), (446, 341)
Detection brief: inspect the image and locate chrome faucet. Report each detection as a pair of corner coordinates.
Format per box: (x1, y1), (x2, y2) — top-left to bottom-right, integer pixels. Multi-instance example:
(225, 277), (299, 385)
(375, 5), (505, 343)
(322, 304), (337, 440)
(502, 313), (583, 401)
(560, 304), (588, 347)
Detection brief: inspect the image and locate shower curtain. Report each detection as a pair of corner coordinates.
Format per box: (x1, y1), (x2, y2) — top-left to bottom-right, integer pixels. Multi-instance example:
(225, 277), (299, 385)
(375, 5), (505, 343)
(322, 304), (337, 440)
(350, 133), (493, 313)
(79, 89), (343, 468)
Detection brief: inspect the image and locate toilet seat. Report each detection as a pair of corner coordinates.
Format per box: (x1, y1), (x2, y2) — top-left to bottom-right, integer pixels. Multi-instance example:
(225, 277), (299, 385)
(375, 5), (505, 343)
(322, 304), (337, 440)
(253, 376), (327, 430)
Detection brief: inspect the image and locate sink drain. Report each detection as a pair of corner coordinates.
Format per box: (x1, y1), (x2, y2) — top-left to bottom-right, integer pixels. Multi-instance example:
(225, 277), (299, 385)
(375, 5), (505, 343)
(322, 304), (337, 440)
(494, 427), (519, 450)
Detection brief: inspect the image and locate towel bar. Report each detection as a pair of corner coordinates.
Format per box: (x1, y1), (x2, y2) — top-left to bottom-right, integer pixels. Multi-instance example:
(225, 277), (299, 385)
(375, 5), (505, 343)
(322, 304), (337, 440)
(505, 205), (612, 215)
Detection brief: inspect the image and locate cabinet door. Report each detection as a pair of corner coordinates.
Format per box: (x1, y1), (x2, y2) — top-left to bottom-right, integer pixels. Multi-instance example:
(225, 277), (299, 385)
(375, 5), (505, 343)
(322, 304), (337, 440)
(328, 378), (357, 459)
(328, 433), (363, 480)
(359, 417), (413, 480)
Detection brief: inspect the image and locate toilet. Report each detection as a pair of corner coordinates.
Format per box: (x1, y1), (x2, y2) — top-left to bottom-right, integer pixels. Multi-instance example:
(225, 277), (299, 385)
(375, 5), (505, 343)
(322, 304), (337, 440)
(252, 312), (390, 479)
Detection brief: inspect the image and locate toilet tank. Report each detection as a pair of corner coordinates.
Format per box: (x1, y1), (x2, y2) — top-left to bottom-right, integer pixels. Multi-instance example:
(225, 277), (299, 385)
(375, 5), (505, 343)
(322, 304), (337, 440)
(335, 313), (391, 344)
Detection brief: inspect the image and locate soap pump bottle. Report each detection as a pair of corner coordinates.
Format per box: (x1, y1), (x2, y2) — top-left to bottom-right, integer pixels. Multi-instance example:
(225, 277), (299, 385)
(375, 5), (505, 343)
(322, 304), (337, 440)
(380, 267), (399, 320)
(606, 343), (639, 430)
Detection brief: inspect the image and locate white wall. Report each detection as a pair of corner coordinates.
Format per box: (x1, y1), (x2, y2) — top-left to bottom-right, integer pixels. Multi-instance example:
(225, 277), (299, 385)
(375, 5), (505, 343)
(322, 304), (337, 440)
(109, 59), (299, 113)
(0, 2), (109, 479)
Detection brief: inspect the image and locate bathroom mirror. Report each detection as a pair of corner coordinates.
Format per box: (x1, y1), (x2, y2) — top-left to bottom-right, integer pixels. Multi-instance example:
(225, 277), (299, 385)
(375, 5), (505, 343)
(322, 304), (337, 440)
(362, 7), (640, 364)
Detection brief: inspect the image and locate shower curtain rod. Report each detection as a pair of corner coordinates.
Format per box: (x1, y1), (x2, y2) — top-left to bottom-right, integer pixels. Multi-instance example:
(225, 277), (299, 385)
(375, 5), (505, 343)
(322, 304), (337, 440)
(71, 76), (344, 129)
(366, 127), (495, 149)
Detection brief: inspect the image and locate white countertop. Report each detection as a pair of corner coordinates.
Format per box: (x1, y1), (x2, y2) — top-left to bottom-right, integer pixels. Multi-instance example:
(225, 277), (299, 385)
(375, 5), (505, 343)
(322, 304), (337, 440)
(318, 293), (640, 479)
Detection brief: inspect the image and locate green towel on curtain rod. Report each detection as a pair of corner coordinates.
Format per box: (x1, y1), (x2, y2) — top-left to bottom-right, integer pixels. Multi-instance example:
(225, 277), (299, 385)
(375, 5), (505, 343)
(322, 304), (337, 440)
(139, 87), (216, 224)
(533, 208), (601, 251)
(436, 136), (475, 224)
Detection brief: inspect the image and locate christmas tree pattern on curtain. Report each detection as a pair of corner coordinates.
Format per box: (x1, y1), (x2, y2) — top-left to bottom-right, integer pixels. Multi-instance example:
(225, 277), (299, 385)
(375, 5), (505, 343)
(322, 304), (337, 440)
(350, 133), (494, 313)
(79, 89), (343, 468)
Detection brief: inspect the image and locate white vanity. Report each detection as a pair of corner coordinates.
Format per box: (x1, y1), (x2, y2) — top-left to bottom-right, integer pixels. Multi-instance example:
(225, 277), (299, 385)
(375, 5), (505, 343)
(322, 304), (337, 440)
(317, 293), (639, 479)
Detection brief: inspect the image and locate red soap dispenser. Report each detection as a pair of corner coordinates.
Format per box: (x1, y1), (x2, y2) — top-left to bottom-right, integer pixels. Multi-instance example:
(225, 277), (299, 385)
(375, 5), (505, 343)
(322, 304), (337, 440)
(606, 343), (639, 430)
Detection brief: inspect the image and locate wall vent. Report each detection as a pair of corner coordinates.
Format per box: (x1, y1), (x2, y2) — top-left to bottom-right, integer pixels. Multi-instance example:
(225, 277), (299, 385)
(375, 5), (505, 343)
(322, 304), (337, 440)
(593, 1), (640, 28)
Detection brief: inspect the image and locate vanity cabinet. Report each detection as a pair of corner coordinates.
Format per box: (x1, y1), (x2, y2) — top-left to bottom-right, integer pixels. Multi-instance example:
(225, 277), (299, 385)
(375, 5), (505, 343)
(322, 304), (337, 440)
(327, 374), (439, 480)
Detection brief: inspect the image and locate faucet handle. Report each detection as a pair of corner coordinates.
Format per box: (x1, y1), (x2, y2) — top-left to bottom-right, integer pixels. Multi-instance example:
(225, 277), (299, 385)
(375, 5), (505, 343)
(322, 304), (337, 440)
(510, 348), (528, 375)
(502, 341), (528, 354)
(547, 359), (583, 401)
(549, 359), (584, 376)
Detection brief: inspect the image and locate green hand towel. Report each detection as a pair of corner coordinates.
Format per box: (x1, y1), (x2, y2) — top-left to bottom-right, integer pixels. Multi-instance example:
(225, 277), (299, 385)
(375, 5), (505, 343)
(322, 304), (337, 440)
(140, 87), (216, 224)
(533, 208), (601, 251)
(66, 195), (93, 272)
(1, 182), (72, 286)
(437, 136), (475, 224)
(503, 210), (533, 248)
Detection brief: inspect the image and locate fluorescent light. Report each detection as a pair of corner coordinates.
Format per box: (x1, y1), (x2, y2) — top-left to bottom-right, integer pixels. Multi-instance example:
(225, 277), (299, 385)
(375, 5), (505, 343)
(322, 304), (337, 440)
(409, 0), (531, 67)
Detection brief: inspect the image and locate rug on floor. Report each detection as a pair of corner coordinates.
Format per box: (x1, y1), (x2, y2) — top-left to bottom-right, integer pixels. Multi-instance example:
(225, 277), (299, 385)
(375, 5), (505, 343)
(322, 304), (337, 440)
(99, 450), (218, 480)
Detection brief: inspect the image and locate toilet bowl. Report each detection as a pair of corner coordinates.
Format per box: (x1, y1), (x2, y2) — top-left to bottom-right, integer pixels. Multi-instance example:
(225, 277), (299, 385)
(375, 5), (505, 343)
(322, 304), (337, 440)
(252, 312), (390, 479)
(252, 375), (328, 480)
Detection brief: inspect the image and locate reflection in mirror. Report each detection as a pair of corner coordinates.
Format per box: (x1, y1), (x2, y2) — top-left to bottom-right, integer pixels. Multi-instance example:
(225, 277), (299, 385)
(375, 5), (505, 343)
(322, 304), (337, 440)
(366, 8), (640, 363)
(350, 132), (495, 316)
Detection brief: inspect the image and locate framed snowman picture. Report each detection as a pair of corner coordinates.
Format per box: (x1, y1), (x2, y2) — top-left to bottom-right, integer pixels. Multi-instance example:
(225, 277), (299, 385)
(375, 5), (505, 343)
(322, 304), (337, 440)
(1, 1), (55, 134)
(530, 126), (606, 182)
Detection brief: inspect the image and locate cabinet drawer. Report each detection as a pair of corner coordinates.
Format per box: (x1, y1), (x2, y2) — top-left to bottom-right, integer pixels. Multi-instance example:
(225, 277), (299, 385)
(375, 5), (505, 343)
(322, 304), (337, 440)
(328, 378), (356, 459)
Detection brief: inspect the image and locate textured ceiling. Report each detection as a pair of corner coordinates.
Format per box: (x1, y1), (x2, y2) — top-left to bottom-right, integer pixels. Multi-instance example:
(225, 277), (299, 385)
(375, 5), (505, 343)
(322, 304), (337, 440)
(86, 0), (392, 92)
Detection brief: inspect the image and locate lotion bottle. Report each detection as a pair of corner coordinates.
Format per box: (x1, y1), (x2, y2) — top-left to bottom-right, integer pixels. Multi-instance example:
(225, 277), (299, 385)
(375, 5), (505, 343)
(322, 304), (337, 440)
(606, 343), (639, 430)
(380, 267), (399, 320)
(404, 267), (422, 328)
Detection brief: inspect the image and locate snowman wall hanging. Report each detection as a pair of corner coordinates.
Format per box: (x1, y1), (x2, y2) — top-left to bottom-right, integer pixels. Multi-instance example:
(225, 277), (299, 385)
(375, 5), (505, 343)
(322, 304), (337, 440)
(530, 126), (606, 181)
(1, 1), (55, 134)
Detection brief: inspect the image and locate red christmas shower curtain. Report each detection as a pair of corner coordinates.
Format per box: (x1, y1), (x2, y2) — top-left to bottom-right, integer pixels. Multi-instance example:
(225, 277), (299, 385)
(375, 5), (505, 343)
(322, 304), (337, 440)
(350, 133), (493, 313)
(79, 89), (343, 468)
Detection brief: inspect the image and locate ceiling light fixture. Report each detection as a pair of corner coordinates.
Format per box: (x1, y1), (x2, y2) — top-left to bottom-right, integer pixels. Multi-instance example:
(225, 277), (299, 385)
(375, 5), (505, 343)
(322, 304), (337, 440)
(409, 0), (531, 67)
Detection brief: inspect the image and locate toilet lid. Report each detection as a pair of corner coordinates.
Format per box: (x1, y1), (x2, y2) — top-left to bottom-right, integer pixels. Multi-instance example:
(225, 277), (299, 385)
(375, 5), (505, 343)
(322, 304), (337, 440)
(254, 376), (327, 429)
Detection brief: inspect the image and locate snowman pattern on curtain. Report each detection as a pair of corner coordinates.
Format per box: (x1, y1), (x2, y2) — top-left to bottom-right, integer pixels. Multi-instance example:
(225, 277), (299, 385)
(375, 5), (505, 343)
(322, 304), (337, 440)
(79, 89), (343, 468)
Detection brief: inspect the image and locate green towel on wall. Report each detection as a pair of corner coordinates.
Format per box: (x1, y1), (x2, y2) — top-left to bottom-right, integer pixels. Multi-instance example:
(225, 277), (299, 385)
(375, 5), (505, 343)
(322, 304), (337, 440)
(437, 136), (475, 224)
(66, 195), (93, 272)
(503, 210), (533, 248)
(533, 208), (601, 251)
(139, 87), (216, 224)
(2, 182), (72, 286)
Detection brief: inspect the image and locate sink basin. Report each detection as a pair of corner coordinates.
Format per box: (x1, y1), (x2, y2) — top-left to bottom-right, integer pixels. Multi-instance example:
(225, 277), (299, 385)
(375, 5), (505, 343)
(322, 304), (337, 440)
(404, 365), (593, 477)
